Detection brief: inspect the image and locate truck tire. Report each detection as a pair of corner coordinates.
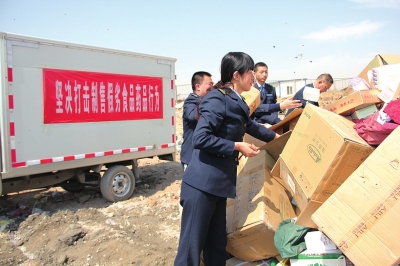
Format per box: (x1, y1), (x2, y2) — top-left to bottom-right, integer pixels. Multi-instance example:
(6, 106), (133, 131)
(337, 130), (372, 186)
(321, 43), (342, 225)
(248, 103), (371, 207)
(100, 165), (135, 202)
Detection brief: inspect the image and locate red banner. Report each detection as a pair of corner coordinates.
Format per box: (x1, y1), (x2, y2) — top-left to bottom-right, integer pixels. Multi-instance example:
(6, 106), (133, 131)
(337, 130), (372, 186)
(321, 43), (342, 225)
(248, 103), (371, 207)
(43, 68), (163, 123)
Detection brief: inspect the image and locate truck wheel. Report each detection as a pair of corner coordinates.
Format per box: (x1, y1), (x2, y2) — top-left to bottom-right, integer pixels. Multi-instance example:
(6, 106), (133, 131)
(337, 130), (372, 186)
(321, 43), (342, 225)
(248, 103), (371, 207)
(60, 179), (85, 192)
(100, 165), (135, 202)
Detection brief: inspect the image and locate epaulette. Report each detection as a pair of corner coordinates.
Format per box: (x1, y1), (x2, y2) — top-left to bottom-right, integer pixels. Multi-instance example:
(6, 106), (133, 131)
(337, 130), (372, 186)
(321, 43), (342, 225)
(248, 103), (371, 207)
(218, 88), (227, 95)
(191, 93), (199, 98)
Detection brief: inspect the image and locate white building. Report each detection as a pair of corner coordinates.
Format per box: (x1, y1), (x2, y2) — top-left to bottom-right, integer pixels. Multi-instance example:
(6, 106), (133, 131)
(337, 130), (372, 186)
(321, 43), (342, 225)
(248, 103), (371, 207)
(176, 78), (353, 102)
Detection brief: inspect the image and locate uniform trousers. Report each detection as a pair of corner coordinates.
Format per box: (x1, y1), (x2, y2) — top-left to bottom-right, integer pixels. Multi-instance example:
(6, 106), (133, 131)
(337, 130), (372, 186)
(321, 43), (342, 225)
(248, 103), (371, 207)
(174, 181), (227, 266)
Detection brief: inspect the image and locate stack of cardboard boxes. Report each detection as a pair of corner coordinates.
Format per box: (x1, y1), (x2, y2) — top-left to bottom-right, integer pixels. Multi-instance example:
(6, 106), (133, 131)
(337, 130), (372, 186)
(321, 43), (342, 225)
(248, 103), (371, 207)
(226, 54), (400, 265)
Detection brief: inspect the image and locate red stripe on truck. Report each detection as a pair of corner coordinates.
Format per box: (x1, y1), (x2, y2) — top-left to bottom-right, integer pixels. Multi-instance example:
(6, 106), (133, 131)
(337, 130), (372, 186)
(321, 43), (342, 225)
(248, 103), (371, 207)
(40, 158), (53, 164)
(11, 149), (17, 163)
(7, 68), (13, 82)
(8, 95), (14, 109)
(9, 122), (15, 136)
(12, 162), (26, 168)
(64, 156), (75, 161)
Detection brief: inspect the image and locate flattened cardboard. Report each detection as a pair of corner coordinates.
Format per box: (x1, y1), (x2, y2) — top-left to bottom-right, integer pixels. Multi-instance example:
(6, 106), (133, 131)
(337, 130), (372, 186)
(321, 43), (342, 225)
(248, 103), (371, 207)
(242, 86), (261, 116)
(227, 133), (295, 261)
(269, 108), (302, 135)
(226, 198), (236, 234)
(312, 127), (400, 266)
(323, 89), (382, 116)
(358, 54), (400, 86)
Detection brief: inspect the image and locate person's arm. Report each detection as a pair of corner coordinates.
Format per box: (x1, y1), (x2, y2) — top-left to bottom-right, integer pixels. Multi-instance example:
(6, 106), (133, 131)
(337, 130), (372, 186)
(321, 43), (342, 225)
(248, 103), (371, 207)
(252, 103), (281, 117)
(279, 96), (302, 110)
(182, 95), (199, 122)
(246, 117), (277, 142)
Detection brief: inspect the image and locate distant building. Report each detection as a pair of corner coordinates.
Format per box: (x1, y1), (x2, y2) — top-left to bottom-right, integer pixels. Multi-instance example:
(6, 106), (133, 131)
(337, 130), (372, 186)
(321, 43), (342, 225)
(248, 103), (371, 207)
(176, 78), (352, 101)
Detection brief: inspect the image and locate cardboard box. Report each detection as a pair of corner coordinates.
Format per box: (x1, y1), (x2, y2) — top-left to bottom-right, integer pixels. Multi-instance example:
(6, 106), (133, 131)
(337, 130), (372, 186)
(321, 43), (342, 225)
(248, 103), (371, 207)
(358, 54), (400, 86)
(279, 158), (323, 228)
(227, 133), (295, 261)
(312, 127), (400, 266)
(290, 249), (346, 266)
(269, 108), (302, 135)
(318, 91), (345, 108)
(350, 104), (377, 120)
(242, 86), (261, 116)
(323, 89), (382, 116)
(280, 104), (374, 227)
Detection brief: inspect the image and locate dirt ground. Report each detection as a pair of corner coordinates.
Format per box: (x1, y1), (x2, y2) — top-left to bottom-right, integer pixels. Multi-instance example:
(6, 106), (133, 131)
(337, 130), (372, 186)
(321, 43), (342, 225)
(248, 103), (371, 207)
(0, 109), (186, 266)
(0, 157), (183, 266)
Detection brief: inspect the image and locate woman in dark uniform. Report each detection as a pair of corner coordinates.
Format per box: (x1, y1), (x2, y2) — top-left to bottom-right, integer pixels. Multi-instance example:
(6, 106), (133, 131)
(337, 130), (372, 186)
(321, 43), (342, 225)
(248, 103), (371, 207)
(174, 52), (279, 266)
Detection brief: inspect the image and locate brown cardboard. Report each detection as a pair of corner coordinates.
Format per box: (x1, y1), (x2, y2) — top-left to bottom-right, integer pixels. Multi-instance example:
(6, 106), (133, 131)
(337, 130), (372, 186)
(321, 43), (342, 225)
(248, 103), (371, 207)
(226, 198), (236, 234)
(358, 54), (400, 86)
(312, 127), (400, 266)
(242, 86), (261, 116)
(322, 89), (382, 116)
(280, 103), (374, 227)
(342, 86), (355, 97)
(269, 108), (302, 135)
(227, 134), (295, 261)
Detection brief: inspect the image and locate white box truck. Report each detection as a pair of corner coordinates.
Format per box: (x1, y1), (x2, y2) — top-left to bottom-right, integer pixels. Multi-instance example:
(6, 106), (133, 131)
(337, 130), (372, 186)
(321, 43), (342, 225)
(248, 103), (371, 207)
(0, 32), (177, 202)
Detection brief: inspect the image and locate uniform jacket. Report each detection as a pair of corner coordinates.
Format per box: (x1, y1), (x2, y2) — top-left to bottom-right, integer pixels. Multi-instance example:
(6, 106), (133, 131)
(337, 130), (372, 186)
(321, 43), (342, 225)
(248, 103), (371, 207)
(286, 83), (318, 116)
(251, 83), (281, 125)
(180, 93), (201, 165)
(182, 87), (276, 198)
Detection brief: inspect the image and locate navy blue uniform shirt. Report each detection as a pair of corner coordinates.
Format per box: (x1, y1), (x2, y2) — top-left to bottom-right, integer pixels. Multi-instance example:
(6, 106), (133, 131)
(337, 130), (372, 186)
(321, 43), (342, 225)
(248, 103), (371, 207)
(180, 93), (201, 165)
(251, 83), (281, 125)
(182, 87), (276, 198)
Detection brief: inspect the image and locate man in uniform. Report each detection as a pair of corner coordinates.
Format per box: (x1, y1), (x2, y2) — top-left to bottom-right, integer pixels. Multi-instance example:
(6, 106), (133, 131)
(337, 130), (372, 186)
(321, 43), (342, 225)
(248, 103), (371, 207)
(286, 73), (333, 116)
(251, 62), (301, 126)
(180, 71), (213, 170)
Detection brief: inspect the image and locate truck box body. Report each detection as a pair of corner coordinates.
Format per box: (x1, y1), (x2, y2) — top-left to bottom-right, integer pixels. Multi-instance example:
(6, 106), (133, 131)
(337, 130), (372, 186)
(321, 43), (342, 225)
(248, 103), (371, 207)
(0, 32), (177, 200)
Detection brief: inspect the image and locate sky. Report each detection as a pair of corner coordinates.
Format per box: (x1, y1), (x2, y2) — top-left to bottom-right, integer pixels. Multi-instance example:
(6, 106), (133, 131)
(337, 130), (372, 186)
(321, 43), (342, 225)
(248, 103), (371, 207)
(1, 0), (399, 94)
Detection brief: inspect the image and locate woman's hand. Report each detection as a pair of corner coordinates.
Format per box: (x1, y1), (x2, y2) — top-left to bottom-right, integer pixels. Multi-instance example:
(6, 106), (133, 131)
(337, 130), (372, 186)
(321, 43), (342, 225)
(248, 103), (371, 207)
(234, 142), (260, 157)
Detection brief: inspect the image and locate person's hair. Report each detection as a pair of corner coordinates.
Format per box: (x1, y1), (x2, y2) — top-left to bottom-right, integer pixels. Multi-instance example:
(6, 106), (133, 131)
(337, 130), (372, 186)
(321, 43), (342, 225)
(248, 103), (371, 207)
(254, 62), (268, 72)
(316, 73), (334, 84)
(216, 52), (254, 88)
(191, 71), (212, 91)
